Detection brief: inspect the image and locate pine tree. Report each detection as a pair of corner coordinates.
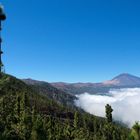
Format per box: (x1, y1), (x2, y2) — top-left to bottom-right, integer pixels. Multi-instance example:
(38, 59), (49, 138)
(33, 115), (47, 140)
(105, 104), (113, 123)
(64, 119), (74, 140)
(15, 95), (21, 121)
(30, 106), (38, 140)
(20, 92), (32, 139)
(74, 111), (79, 128)
(47, 116), (55, 140)
(131, 122), (140, 140)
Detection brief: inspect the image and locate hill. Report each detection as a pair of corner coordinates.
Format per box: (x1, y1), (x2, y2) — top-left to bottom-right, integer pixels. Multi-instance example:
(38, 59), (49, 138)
(22, 78), (76, 107)
(0, 73), (130, 139)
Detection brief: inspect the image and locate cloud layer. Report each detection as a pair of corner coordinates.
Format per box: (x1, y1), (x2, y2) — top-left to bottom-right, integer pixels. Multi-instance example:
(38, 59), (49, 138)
(75, 88), (140, 127)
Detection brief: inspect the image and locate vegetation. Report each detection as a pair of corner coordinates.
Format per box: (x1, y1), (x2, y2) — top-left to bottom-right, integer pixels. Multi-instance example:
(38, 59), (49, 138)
(23, 79), (76, 107)
(130, 122), (140, 140)
(0, 73), (134, 140)
(105, 104), (113, 123)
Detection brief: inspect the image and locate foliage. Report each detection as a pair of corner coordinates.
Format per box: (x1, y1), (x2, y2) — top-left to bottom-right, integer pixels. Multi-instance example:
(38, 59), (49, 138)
(0, 73), (130, 140)
(105, 104), (113, 123)
(130, 122), (140, 140)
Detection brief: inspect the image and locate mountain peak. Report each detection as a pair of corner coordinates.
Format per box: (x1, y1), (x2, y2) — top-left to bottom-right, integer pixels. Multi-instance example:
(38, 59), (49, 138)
(112, 73), (134, 80)
(110, 73), (140, 86)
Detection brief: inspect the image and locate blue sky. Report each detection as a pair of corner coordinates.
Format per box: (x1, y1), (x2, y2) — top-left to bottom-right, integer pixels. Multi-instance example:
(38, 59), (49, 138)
(1, 0), (140, 82)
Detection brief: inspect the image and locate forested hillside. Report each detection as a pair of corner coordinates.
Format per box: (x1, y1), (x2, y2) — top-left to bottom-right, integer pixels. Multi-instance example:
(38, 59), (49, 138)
(23, 79), (76, 107)
(0, 73), (132, 140)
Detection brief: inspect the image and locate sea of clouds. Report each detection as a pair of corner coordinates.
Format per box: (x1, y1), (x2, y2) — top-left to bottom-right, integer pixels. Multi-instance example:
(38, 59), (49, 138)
(75, 88), (140, 127)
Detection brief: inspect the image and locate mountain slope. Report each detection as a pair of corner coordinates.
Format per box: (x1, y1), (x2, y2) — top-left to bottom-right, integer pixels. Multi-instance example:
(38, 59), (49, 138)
(22, 78), (76, 107)
(0, 73), (130, 140)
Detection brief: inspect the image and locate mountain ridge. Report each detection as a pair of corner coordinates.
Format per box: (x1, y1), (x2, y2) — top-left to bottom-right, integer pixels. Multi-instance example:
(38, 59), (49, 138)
(23, 73), (140, 95)
(52, 73), (140, 94)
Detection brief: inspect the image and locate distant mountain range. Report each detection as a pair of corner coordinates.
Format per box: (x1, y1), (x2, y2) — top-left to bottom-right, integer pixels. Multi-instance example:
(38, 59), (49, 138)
(23, 73), (140, 95)
(51, 73), (140, 94)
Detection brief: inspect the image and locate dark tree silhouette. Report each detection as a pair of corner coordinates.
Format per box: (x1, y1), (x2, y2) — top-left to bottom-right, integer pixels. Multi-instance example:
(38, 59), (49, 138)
(105, 104), (113, 123)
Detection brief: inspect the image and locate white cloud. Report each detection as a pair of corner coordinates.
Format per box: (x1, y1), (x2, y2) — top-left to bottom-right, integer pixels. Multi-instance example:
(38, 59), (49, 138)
(75, 88), (140, 127)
